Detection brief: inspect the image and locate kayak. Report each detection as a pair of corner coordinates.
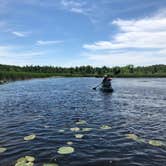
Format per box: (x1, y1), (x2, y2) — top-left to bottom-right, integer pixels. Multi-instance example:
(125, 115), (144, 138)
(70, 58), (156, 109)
(100, 87), (114, 93)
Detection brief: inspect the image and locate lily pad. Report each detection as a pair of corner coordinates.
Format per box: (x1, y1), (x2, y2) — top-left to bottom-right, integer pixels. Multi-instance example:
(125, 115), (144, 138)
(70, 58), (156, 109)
(0, 147), (7, 153)
(137, 138), (146, 143)
(15, 162), (26, 166)
(15, 156), (34, 166)
(43, 163), (58, 166)
(126, 134), (138, 141)
(149, 140), (164, 147)
(126, 134), (146, 143)
(57, 146), (74, 154)
(76, 120), (87, 125)
(24, 134), (36, 141)
(82, 128), (92, 132)
(26, 162), (34, 166)
(17, 157), (27, 163)
(67, 141), (73, 145)
(75, 134), (84, 139)
(43, 164), (59, 166)
(100, 125), (112, 130)
(70, 127), (80, 132)
(25, 156), (35, 162)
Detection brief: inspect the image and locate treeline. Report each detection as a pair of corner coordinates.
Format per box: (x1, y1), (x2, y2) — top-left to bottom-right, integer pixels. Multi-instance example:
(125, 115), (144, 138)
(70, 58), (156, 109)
(0, 64), (166, 82)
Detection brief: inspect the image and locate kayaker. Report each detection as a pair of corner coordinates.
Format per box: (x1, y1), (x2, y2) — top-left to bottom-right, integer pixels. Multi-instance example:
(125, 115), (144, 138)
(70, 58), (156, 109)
(102, 75), (112, 88)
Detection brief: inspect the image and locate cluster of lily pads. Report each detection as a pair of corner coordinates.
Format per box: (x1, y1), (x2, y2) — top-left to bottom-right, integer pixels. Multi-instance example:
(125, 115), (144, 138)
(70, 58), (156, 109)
(58, 120), (112, 140)
(126, 133), (166, 147)
(0, 119), (114, 166)
(57, 120), (91, 155)
(15, 134), (59, 166)
(2, 119), (165, 166)
(56, 120), (112, 156)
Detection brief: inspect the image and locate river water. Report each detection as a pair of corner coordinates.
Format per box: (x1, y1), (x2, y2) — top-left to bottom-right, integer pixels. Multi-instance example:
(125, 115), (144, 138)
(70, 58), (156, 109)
(0, 78), (166, 166)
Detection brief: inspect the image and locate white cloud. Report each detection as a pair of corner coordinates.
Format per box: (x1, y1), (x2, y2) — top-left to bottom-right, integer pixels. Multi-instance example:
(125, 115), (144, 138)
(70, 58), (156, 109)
(61, 0), (83, 7)
(36, 40), (63, 45)
(61, 0), (85, 13)
(83, 11), (166, 50)
(0, 45), (46, 65)
(60, 0), (90, 15)
(0, 45), (44, 57)
(82, 10), (166, 66)
(12, 31), (28, 37)
(70, 7), (84, 14)
(81, 49), (166, 67)
(84, 41), (116, 50)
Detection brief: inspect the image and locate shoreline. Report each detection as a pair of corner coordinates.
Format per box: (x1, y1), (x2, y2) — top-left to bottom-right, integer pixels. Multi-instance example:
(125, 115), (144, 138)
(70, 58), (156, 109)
(0, 80), (9, 85)
(0, 64), (166, 84)
(1, 76), (166, 86)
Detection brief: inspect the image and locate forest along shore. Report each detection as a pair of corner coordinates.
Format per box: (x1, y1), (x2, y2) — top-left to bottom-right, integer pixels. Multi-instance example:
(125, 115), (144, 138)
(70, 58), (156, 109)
(0, 64), (166, 84)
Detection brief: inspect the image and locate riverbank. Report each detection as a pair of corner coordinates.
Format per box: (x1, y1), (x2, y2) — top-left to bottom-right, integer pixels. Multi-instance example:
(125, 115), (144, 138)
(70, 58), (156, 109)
(1, 71), (166, 86)
(0, 71), (94, 85)
(0, 64), (166, 82)
(0, 80), (8, 85)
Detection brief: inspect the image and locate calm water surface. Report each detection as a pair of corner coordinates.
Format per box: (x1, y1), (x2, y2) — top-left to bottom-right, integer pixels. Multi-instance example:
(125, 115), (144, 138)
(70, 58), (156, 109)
(0, 78), (166, 166)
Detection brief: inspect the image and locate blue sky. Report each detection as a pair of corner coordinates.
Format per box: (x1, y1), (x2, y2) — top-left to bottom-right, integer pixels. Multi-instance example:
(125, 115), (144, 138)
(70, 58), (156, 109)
(0, 0), (166, 67)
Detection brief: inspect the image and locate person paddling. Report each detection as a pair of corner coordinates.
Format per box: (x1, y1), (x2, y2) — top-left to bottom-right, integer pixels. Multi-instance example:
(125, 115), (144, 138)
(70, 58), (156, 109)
(93, 75), (113, 92)
(102, 75), (112, 89)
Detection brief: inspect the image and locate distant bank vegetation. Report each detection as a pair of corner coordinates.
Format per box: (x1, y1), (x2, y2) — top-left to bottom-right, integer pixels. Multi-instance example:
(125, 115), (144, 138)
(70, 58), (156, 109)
(0, 64), (166, 83)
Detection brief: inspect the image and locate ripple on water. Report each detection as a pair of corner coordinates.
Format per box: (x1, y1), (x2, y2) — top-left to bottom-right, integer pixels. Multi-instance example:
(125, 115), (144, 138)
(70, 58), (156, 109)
(0, 78), (166, 166)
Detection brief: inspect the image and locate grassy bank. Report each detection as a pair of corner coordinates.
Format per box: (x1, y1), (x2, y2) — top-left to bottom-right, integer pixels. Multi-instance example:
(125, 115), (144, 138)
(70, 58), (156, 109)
(0, 71), (166, 85)
(0, 64), (166, 84)
(0, 71), (95, 84)
(113, 73), (166, 78)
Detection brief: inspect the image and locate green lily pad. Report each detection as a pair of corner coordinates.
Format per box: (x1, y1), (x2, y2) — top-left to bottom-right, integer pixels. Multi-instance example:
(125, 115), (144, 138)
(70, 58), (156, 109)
(43, 164), (59, 166)
(70, 127), (80, 132)
(126, 134), (138, 141)
(26, 162), (34, 166)
(57, 146), (74, 154)
(76, 120), (87, 125)
(17, 157), (27, 163)
(126, 134), (146, 143)
(82, 128), (92, 132)
(16, 156), (35, 166)
(15, 162), (27, 166)
(100, 125), (112, 130)
(24, 134), (36, 141)
(149, 140), (164, 147)
(25, 156), (35, 162)
(0, 147), (7, 153)
(137, 138), (146, 143)
(75, 134), (84, 139)
(67, 141), (73, 145)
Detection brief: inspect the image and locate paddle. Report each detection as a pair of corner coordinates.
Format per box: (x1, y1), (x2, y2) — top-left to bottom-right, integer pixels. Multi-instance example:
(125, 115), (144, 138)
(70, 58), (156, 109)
(93, 83), (101, 90)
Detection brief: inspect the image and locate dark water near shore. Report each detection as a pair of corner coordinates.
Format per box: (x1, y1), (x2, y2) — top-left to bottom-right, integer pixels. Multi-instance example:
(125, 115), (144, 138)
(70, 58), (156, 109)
(0, 78), (166, 166)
